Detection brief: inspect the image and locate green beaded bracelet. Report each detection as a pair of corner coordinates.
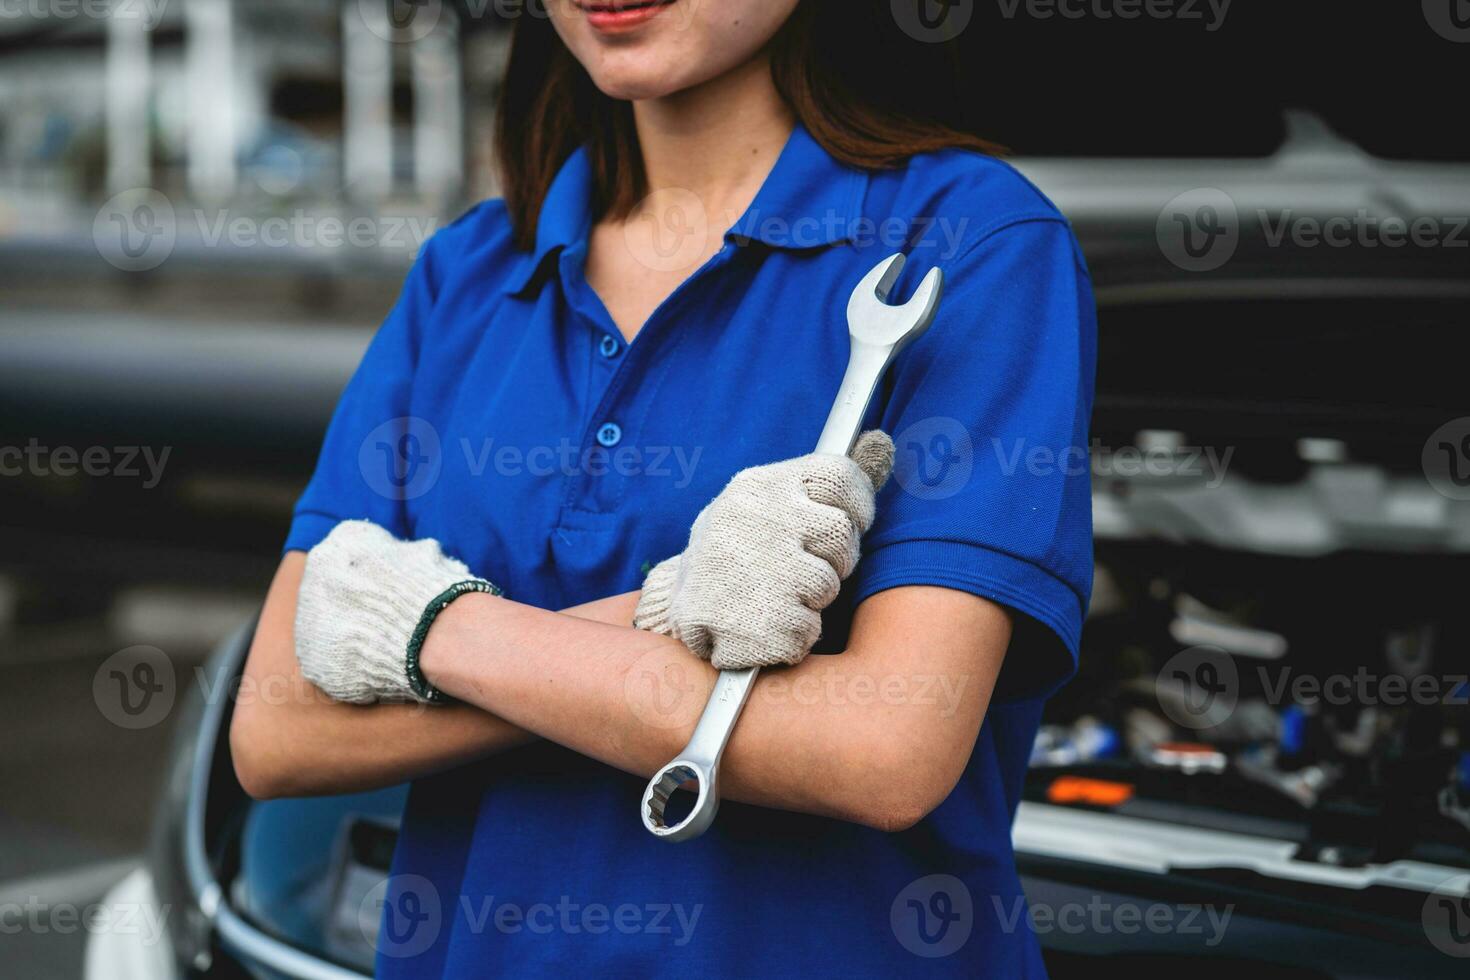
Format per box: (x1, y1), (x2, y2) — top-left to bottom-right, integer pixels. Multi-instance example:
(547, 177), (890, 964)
(406, 579), (503, 703)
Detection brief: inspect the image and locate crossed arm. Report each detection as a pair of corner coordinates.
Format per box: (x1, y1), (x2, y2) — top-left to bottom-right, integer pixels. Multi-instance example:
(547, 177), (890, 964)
(230, 550), (1011, 831)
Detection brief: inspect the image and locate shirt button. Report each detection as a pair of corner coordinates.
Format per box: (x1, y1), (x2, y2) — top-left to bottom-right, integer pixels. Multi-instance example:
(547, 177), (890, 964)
(599, 334), (622, 358)
(596, 422), (622, 448)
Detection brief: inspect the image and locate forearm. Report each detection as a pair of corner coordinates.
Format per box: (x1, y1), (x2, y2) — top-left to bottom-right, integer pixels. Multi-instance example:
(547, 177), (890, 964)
(421, 587), (1006, 830)
(236, 694), (529, 800)
(230, 551), (638, 799)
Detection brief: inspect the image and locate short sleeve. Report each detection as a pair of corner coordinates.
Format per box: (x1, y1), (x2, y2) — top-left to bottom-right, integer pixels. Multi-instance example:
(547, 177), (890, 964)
(853, 217), (1097, 700)
(282, 240), (442, 554)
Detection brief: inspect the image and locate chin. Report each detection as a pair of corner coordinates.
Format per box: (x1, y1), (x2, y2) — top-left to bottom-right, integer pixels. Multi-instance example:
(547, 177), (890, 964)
(584, 59), (696, 102)
(552, 0), (795, 103)
(559, 26), (710, 102)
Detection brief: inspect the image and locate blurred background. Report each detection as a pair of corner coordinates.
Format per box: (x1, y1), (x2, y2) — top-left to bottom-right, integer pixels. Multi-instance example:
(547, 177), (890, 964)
(1, 1), (1468, 978)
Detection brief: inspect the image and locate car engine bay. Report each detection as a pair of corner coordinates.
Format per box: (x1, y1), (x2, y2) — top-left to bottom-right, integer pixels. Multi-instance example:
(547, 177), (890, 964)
(1014, 290), (1470, 973)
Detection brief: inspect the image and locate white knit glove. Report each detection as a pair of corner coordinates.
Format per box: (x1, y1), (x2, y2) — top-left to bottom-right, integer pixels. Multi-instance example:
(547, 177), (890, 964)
(633, 431), (894, 669)
(295, 520), (495, 704)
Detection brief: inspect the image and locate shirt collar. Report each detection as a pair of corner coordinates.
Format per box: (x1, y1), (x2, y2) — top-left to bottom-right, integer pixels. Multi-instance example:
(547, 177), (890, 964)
(504, 123), (868, 295)
(723, 123), (869, 250)
(503, 146), (595, 296)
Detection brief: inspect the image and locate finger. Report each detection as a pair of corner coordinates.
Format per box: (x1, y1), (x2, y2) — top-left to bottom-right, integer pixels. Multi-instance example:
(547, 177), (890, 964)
(796, 499), (860, 578)
(800, 455), (876, 528)
(632, 556), (680, 634)
(790, 549), (843, 610)
(849, 430), (895, 491)
(710, 609), (819, 670)
(678, 620), (715, 661)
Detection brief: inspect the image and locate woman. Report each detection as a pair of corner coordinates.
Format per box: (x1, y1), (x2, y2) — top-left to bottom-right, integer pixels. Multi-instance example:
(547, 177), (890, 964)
(230, 0), (1095, 975)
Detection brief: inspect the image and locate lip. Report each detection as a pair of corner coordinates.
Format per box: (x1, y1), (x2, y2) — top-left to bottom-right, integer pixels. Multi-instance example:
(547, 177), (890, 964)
(574, 0), (677, 33)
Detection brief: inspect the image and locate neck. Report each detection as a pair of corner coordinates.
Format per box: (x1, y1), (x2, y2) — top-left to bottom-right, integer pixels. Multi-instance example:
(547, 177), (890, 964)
(630, 54), (795, 223)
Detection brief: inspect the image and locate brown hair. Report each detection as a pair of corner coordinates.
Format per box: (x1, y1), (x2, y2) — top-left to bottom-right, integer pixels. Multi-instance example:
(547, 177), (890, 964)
(495, 1), (1002, 250)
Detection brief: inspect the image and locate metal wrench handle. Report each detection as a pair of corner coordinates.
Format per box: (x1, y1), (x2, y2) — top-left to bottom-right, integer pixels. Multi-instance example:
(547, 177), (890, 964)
(640, 254), (942, 841)
(813, 338), (903, 457)
(639, 667), (759, 842)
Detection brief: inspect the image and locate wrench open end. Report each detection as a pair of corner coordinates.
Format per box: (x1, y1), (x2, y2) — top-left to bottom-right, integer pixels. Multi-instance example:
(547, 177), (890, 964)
(641, 760), (717, 842)
(869, 251), (907, 303)
(845, 253), (943, 350)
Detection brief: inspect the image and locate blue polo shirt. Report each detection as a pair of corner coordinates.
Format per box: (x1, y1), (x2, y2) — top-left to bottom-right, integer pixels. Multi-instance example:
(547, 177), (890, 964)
(286, 124), (1095, 977)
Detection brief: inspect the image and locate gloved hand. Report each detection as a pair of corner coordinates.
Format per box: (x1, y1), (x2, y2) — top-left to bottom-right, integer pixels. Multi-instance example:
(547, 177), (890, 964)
(633, 431), (894, 670)
(295, 520), (495, 704)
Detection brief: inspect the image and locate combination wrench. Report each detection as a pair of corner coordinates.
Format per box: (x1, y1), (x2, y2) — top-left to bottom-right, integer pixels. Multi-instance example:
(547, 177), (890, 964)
(640, 252), (944, 841)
